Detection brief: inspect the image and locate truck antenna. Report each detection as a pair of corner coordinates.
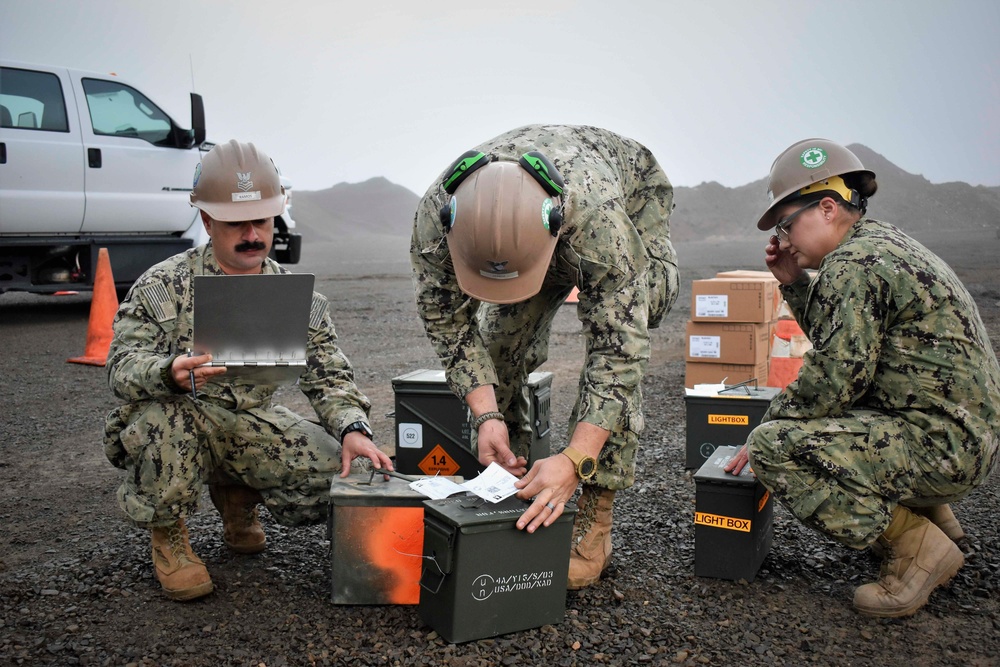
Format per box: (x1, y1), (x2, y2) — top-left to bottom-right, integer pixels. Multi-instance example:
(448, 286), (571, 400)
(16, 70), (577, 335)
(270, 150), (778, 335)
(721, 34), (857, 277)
(189, 54), (197, 92)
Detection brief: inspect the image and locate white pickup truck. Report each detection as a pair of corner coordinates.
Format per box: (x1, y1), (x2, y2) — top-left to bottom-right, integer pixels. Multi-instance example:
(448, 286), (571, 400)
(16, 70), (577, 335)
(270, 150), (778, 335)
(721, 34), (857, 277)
(0, 61), (301, 294)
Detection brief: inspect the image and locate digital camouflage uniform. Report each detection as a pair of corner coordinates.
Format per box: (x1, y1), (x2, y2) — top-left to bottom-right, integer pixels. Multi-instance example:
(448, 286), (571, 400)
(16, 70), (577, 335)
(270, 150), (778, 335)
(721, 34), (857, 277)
(748, 219), (1000, 549)
(104, 244), (370, 528)
(411, 125), (680, 490)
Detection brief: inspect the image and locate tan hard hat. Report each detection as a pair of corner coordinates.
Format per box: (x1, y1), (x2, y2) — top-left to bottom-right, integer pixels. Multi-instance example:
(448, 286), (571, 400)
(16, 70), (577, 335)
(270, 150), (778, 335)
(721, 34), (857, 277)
(190, 140), (285, 221)
(446, 161), (561, 304)
(757, 138), (877, 230)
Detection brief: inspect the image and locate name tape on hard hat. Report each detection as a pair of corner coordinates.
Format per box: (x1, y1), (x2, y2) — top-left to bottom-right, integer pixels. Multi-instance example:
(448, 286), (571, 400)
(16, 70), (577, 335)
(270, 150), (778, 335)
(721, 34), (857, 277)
(694, 511), (751, 532)
(232, 191), (262, 202)
(479, 270), (519, 280)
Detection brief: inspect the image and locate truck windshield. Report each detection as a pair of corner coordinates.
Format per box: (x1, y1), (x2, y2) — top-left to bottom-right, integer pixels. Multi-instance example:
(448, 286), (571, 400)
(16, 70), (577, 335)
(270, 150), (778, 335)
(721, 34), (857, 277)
(82, 78), (174, 145)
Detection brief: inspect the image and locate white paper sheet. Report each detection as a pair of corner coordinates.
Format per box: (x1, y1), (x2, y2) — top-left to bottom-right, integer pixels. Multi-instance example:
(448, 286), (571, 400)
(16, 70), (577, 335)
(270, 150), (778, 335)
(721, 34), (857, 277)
(407, 462), (520, 503)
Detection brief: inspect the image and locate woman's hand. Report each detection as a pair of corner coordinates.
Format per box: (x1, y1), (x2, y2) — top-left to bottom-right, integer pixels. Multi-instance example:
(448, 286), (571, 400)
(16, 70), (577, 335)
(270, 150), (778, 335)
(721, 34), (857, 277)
(765, 235), (806, 285)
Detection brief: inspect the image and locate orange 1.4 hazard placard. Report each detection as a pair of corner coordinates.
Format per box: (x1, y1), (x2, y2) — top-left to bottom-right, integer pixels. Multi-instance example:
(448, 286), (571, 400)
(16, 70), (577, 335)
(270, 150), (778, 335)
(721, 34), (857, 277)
(418, 444), (461, 476)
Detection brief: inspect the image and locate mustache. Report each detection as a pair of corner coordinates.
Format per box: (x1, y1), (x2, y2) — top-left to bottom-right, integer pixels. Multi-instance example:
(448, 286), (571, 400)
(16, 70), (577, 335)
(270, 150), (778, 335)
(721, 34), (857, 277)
(235, 241), (267, 252)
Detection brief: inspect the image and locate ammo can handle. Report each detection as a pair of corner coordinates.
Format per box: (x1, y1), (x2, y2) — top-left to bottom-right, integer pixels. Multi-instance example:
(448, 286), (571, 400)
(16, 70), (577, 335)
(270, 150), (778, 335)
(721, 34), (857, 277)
(419, 558), (446, 595)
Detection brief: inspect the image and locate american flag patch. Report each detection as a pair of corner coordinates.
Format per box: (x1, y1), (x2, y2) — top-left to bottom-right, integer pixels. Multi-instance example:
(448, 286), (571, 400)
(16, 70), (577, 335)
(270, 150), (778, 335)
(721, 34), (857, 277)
(140, 283), (176, 323)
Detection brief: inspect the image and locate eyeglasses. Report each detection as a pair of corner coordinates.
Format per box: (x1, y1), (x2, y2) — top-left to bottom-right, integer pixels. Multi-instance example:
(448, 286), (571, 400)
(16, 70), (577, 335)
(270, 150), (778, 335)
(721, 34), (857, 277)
(774, 200), (820, 241)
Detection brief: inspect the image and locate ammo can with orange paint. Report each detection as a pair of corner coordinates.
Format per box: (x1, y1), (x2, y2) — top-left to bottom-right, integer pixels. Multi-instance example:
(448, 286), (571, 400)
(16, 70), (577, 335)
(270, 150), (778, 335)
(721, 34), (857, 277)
(328, 474), (460, 605)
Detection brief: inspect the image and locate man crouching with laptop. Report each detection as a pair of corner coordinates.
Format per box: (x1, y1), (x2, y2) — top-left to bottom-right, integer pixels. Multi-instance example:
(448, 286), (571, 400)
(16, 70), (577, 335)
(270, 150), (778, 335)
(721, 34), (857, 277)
(103, 140), (393, 601)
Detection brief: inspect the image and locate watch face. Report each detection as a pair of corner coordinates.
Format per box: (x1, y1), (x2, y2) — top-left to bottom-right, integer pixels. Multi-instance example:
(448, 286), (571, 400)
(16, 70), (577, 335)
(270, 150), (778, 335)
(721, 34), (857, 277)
(580, 458), (597, 478)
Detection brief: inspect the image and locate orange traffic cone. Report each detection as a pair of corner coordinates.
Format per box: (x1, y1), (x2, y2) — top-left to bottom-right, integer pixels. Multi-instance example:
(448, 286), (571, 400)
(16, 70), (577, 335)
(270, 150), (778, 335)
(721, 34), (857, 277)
(68, 247), (119, 366)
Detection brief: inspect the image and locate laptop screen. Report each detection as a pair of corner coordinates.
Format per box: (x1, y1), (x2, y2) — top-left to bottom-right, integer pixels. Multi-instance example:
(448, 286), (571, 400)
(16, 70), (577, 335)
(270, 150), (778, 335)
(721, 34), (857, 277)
(193, 273), (315, 383)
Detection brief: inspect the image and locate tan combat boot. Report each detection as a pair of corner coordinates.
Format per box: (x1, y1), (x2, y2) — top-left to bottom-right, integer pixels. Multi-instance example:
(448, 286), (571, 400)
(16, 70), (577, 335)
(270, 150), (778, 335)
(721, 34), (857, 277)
(871, 503), (965, 558)
(854, 506), (964, 617)
(151, 518), (214, 601)
(567, 486), (615, 590)
(209, 484), (267, 554)
(912, 504), (965, 542)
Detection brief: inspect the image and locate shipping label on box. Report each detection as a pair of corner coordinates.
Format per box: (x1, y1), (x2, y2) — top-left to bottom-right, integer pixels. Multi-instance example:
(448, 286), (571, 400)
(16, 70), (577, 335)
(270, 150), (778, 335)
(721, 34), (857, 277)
(691, 278), (781, 323)
(685, 321), (772, 365)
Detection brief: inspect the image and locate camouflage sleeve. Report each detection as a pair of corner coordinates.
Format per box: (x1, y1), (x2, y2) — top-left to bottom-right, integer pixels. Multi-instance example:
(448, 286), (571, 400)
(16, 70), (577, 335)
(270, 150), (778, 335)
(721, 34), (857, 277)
(778, 273), (812, 331)
(298, 292), (372, 439)
(765, 263), (889, 420)
(574, 201), (651, 432)
(106, 275), (184, 402)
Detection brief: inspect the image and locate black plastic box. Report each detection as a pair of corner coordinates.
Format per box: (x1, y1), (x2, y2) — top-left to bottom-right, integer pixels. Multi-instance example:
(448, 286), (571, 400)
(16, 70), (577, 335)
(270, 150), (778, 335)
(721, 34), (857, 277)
(684, 386), (779, 469)
(693, 445), (773, 582)
(418, 495), (576, 643)
(392, 369), (552, 479)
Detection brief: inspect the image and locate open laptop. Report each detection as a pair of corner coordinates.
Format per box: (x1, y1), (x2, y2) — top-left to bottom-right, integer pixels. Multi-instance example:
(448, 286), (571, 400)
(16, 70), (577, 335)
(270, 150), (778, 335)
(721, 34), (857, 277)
(192, 273), (315, 385)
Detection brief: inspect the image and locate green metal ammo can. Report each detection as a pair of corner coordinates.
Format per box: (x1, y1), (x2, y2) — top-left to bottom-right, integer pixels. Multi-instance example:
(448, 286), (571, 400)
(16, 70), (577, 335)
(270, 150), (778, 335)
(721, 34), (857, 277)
(392, 369), (552, 478)
(418, 495), (576, 643)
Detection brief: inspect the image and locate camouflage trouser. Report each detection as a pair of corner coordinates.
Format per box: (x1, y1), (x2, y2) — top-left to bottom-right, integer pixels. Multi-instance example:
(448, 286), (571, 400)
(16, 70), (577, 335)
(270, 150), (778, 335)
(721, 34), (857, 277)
(472, 253), (678, 491)
(104, 398), (340, 528)
(748, 410), (993, 549)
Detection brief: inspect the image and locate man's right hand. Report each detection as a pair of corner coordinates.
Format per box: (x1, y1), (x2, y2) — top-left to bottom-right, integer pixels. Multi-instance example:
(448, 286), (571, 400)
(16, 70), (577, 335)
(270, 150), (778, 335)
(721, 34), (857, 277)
(172, 353), (227, 392)
(476, 419), (528, 477)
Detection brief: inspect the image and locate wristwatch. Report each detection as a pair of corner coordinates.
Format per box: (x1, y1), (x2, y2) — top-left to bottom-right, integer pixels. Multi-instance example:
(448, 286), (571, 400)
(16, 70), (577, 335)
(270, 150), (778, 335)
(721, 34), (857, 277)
(341, 421), (373, 440)
(560, 447), (598, 481)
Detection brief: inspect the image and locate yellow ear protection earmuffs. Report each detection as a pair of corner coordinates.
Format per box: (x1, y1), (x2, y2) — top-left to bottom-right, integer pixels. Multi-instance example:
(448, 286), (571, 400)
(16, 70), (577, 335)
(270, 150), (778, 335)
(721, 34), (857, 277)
(438, 150), (565, 235)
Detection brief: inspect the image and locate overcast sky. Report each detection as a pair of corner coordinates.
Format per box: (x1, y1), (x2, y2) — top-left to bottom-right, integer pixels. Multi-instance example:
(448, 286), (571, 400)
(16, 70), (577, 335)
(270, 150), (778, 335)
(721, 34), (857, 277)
(3, 0), (998, 194)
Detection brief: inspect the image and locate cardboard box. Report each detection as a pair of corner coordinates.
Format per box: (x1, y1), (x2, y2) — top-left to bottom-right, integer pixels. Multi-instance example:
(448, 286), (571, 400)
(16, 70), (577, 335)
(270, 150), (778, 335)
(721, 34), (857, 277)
(684, 387), (779, 468)
(392, 369), (552, 479)
(685, 321), (772, 365)
(714, 270), (777, 281)
(685, 360), (769, 389)
(691, 277), (781, 323)
(693, 445), (773, 582)
(328, 474), (455, 605)
(419, 495), (576, 643)
(715, 271), (783, 319)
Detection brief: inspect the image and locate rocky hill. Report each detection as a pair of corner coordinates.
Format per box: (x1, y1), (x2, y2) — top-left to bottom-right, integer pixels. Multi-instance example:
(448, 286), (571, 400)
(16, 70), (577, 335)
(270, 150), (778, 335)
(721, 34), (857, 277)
(291, 176), (419, 240)
(668, 144), (1000, 242)
(291, 146), (1000, 245)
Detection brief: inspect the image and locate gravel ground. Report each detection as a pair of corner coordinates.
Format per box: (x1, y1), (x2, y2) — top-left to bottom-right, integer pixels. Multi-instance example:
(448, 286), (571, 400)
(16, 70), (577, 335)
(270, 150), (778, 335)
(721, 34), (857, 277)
(1, 237), (998, 667)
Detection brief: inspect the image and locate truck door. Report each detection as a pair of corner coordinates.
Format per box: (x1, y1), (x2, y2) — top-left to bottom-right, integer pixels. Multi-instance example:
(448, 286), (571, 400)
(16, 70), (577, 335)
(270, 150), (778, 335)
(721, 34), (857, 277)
(0, 65), (85, 234)
(75, 76), (199, 234)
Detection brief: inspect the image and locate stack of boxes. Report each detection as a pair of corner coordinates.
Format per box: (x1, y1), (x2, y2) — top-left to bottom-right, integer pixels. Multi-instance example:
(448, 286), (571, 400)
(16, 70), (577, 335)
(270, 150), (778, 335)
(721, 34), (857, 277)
(685, 270), (782, 388)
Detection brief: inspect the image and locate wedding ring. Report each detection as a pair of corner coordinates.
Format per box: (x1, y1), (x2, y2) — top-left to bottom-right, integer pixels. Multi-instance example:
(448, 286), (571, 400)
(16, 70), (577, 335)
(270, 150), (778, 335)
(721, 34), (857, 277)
(545, 502), (556, 510)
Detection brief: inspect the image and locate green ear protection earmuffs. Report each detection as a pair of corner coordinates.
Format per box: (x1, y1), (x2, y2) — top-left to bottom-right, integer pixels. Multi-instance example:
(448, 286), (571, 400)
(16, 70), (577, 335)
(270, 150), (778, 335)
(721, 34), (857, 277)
(438, 150), (565, 235)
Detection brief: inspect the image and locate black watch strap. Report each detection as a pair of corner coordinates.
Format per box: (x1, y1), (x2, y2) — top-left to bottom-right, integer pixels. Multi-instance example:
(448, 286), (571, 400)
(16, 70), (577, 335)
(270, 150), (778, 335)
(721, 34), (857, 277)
(341, 421), (373, 439)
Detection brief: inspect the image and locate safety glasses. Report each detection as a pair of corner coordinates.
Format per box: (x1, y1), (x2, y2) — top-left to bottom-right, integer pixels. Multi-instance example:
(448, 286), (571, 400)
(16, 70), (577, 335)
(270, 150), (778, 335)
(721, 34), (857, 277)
(774, 199), (820, 241)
